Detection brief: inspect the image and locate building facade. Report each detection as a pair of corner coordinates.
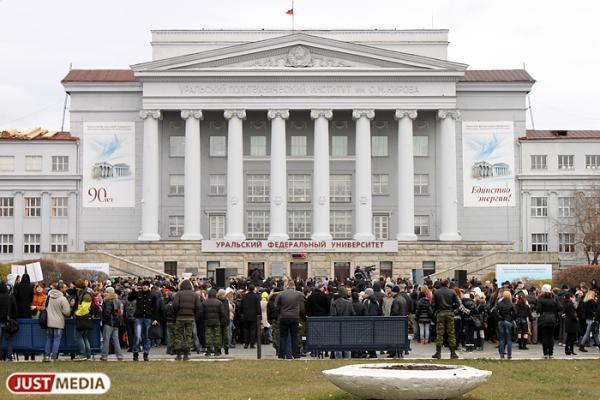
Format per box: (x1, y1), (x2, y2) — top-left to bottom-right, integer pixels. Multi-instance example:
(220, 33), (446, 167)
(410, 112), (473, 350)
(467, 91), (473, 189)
(12, 29), (572, 278)
(519, 130), (600, 266)
(0, 130), (79, 261)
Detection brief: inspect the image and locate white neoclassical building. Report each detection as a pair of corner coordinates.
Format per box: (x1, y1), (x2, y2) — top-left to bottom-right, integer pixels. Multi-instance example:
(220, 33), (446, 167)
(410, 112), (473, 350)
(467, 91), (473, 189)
(54, 29), (558, 279)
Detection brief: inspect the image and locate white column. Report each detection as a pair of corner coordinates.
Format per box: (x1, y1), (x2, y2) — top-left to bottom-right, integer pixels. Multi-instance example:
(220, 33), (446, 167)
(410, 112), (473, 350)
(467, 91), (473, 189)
(224, 109), (246, 241)
(395, 110), (418, 241)
(310, 109), (333, 241)
(181, 110), (204, 240)
(267, 109), (290, 241)
(138, 110), (162, 241)
(437, 109), (462, 241)
(352, 109), (375, 241)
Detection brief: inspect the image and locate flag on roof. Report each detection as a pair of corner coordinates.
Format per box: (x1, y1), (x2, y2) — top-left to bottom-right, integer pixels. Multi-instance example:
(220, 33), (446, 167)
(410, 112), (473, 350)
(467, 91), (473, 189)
(286, 8), (294, 15)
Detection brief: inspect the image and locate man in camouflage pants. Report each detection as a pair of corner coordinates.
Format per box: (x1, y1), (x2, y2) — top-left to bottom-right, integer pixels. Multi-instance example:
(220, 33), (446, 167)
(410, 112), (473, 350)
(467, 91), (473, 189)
(202, 289), (224, 356)
(431, 280), (460, 359)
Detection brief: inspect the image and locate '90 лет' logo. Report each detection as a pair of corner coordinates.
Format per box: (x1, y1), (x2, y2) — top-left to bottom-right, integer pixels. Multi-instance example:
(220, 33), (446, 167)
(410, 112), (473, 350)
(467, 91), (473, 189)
(6, 373), (110, 395)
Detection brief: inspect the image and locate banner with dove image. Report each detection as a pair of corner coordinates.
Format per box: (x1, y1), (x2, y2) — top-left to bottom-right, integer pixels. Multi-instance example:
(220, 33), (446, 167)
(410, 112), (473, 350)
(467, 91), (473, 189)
(82, 122), (135, 207)
(462, 121), (515, 207)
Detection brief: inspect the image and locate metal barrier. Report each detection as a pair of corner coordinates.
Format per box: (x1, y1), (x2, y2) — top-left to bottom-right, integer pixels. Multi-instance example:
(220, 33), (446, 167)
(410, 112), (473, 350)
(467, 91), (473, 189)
(305, 316), (409, 353)
(1, 318), (102, 354)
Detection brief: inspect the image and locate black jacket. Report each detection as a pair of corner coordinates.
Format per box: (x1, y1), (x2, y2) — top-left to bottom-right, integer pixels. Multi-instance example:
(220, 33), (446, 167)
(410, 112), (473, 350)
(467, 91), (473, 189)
(330, 297), (355, 316)
(415, 298), (433, 323)
(391, 294), (409, 317)
(352, 300), (367, 316)
(537, 296), (560, 327)
(201, 296), (224, 327)
(432, 286), (460, 313)
(495, 299), (517, 322)
(240, 291), (261, 322)
(128, 289), (160, 320)
(363, 297), (382, 316)
(305, 290), (330, 317)
(0, 283), (17, 322)
(13, 274), (34, 318)
(563, 300), (578, 333)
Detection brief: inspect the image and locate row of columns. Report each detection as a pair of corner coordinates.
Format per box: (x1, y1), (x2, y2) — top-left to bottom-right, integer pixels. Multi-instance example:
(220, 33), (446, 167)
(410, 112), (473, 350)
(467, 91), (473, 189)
(137, 109), (462, 242)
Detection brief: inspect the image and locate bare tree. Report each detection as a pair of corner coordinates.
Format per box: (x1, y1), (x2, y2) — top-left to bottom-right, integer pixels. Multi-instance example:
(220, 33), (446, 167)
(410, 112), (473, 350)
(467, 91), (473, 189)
(559, 187), (600, 264)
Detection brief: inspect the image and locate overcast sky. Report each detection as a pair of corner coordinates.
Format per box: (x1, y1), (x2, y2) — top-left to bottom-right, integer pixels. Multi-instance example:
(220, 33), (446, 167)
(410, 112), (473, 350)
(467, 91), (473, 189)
(1, 0), (599, 131)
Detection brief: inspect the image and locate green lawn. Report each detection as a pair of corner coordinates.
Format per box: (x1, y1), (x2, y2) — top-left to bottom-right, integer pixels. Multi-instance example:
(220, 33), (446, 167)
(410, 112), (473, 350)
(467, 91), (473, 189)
(0, 359), (595, 400)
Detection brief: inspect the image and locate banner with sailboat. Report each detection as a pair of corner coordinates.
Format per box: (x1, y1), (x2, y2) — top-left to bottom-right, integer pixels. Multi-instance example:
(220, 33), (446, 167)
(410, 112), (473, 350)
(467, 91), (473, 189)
(462, 121), (515, 207)
(82, 122), (135, 207)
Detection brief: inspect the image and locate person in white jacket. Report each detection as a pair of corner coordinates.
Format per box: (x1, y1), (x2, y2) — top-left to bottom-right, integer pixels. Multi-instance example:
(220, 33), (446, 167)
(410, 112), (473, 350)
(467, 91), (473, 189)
(43, 283), (71, 361)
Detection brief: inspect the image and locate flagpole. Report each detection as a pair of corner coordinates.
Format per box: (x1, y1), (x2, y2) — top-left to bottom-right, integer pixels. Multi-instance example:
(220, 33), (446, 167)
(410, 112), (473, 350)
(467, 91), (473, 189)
(292, 0), (295, 31)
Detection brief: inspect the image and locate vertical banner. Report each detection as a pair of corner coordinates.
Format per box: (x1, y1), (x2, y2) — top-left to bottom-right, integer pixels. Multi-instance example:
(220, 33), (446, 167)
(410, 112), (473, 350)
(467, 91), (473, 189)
(83, 122), (135, 207)
(462, 121), (515, 207)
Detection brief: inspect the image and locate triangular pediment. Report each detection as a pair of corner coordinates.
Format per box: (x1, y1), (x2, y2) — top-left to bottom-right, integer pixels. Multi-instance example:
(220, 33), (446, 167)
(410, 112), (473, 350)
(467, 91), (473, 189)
(132, 33), (467, 73)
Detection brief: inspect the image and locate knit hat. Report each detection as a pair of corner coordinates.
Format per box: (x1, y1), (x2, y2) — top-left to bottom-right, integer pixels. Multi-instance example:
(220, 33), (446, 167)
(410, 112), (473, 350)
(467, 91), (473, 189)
(541, 284), (552, 293)
(105, 287), (115, 294)
(392, 286), (400, 293)
(142, 280), (151, 287)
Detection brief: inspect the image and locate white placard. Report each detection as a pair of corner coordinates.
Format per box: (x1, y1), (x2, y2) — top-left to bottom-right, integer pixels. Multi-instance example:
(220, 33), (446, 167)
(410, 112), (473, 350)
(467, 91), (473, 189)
(462, 121), (515, 207)
(11, 262), (43, 282)
(496, 264), (553, 284)
(83, 122), (135, 207)
(201, 240), (398, 253)
(69, 263), (110, 275)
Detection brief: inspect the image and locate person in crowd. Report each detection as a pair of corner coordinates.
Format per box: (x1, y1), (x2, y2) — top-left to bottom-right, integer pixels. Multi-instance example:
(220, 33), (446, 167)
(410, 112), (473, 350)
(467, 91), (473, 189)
(382, 284), (394, 317)
(563, 292), (579, 356)
(100, 287), (124, 361)
(43, 283), (71, 362)
(122, 287), (136, 353)
(579, 289), (599, 352)
(128, 280), (160, 361)
(260, 290), (272, 345)
(225, 289), (236, 349)
(163, 290), (176, 356)
(201, 288), (224, 356)
(72, 279), (95, 361)
(431, 279), (460, 360)
(217, 289), (230, 355)
(330, 286), (354, 359)
(32, 283), (47, 318)
(494, 290), (517, 359)
(515, 292), (531, 350)
(267, 288), (281, 356)
(305, 283), (330, 317)
(0, 281), (17, 362)
(415, 292), (433, 345)
(172, 279), (201, 360)
(240, 284), (261, 349)
(13, 273), (35, 360)
(351, 290), (367, 316)
(275, 280), (305, 359)
(460, 292), (478, 352)
(537, 284), (560, 359)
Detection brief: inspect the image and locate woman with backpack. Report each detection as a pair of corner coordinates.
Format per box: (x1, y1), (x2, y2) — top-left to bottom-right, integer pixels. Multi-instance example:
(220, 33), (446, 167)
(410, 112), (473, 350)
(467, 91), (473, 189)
(100, 287), (124, 361)
(72, 279), (95, 361)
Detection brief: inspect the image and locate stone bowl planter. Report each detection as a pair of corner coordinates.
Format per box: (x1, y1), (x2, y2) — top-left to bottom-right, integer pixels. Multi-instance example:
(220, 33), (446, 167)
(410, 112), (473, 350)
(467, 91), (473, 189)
(322, 363), (492, 400)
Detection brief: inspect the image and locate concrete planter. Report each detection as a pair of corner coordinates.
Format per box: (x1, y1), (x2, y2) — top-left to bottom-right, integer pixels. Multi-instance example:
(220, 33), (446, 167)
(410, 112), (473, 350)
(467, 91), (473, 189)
(322, 363), (492, 400)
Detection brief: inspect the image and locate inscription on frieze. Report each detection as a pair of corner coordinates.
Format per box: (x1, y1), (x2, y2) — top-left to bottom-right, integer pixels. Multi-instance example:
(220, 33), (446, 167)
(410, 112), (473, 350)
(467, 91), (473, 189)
(178, 83), (420, 96)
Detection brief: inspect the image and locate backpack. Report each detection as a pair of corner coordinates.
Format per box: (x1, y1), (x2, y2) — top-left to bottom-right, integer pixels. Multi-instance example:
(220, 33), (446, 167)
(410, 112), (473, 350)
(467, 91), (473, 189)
(111, 299), (124, 326)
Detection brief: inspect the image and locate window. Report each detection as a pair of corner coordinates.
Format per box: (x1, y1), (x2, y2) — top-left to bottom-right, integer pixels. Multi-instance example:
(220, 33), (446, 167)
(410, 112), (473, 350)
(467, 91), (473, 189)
(0, 234), (13, 254)
(210, 136), (226, 157)
(372, 174), (389, 195)
(51, 156), (69, 172)
(51, 197), (68, 217)
(531, 197), (548, 217)
(168, 215), (184, 237)
(330, 174), (352, 202)
(209, 214), (225, 239)
(559, 233), (575, 253)
(0, 156), (15, 171)
(25, 197), (41, 217)
(558, 155), (574, 170)
(414, 174), (430, 195)
(423, 261), (436, 275)
(290, 136), (307, 156)
(373, 214), (389, 240)
(558, 197), (575, 217)
(247, 174), (270, 202)
(23, 234), (40, 254)
(415, 215), (430, 236)
(25, 155), (43, 171)
(586, 154), (600, 169)
(169, 175), (184, 195)
(288, 174), (311, 202)
(379, 261), (393, 278)
(531, 233), (548, 252)
(0, 197), (14, 217)
(250, 136), (267, 156)
(51, 234), (68, 253)
(531, 155), (547, 170)
(371, 136), (388, 157)
(330, 210), (352, 239)
(288, 210), (312, 239)
(169, 136), (185, 157)
(209, 175), (226, 196)
(413, 136), (428, 157)
(207, 261), (220, 280)
(331, 136), (348, 157)
(247, 211), (269, 239)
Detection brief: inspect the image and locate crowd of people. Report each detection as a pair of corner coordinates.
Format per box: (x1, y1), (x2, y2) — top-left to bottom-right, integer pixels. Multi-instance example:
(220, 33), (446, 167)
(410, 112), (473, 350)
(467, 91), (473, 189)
(0, 270), (599, 362)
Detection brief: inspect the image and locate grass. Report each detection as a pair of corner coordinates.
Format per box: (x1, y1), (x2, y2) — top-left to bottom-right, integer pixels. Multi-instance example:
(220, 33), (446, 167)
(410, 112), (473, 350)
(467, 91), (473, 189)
(0, 359), (596, 400)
